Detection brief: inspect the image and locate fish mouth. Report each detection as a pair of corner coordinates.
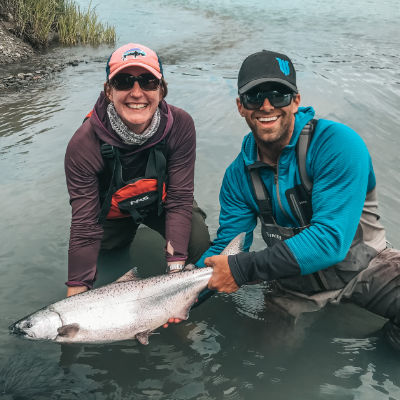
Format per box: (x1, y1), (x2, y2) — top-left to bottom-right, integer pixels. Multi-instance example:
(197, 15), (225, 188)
(9, 321), (28, 337)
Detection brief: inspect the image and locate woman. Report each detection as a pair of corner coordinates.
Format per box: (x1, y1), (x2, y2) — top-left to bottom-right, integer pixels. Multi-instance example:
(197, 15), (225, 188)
(65, 43), (210, 298)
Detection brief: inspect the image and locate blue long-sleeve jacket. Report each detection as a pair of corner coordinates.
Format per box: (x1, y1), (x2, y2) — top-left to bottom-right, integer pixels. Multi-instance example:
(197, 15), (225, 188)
(198, 107), (383, 285)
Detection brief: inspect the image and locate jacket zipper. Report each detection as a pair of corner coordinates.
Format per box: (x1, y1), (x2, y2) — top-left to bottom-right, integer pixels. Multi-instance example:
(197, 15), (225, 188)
(290, 193), (306, 226)
(274, 162), (291, 221)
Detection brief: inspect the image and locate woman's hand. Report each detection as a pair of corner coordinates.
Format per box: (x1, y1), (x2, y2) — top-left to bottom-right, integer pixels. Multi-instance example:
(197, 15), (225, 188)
(67, 285), (88, 297)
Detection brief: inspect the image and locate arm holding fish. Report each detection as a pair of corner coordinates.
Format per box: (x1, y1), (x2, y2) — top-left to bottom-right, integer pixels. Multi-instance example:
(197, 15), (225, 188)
(65, 126), (105, 297)
(162, 109), (197, 326)
(197, 163), (257, 268)
(163, 109), (196, 273)
(207, 124), (372, 292)
(201, 164), (258, 291)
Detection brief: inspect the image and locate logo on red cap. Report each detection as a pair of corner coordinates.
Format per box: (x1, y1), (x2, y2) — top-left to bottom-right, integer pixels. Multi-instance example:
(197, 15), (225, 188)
(122, 48), (146, 61)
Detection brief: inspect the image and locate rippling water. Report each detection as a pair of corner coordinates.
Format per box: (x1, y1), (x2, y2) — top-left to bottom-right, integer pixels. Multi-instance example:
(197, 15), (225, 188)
(1, 0), (400, 398)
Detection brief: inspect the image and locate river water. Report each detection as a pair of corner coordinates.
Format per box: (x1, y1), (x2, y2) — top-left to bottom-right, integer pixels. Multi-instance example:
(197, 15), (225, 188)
(1, 0), (400, 399)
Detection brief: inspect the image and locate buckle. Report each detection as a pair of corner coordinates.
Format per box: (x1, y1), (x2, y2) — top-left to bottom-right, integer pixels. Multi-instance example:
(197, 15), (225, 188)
(101, 144), (115, 159)
(165, 263), (184, 273)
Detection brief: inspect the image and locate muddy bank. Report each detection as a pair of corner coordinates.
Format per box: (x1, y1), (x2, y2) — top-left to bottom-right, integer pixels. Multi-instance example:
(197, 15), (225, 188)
(0, 19), (85, 91)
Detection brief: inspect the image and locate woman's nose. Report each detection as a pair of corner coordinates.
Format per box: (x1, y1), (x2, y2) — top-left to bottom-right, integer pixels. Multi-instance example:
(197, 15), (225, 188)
(129, 81), (142, 96)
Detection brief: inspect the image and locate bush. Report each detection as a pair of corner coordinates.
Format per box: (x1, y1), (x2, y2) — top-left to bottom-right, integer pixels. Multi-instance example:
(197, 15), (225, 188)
(1, 0), (116, 47)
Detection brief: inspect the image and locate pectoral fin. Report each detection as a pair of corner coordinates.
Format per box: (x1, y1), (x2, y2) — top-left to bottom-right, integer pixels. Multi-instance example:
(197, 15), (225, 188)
(57, 323), (80, 338)
(136, 330), (151, 345)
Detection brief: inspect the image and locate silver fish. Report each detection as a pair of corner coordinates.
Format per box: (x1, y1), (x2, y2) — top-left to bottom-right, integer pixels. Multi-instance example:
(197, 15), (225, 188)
(9, 233), (245, 344)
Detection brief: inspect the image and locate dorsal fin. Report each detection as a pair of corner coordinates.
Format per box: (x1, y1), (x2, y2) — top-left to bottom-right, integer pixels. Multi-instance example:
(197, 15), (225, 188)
(221, 233), (245, 256)
(115, 268), (140, 283)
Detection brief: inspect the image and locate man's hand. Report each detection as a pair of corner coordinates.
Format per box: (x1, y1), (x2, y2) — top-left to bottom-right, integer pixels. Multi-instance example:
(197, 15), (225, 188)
(205, 255), (239, 293)
(67, 285), (88, 297)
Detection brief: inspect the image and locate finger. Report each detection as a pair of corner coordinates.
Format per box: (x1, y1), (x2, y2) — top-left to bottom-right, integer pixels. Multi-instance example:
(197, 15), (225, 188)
(163, 323), (169, 328)
(204, 257), (214, 267)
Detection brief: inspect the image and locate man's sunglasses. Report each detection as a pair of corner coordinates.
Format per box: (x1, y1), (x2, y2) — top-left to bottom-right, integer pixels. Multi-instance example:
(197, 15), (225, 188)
(240, 90), (294, 110)
(109, 73), (161, 91)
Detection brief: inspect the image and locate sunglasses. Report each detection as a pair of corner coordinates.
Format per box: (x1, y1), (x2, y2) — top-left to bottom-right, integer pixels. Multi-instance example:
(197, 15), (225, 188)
(110, 73), (161, 91)
(240, 90), (294, 110)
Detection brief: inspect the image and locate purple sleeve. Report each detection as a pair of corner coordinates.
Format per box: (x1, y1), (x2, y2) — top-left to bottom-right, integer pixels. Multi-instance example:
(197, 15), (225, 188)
(64, 121), (104, 288)
(164, 107), (196, 262)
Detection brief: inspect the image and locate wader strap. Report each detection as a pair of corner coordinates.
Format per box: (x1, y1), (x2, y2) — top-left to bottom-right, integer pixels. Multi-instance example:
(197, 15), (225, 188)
(145, 143), (166, 216)
(127, 207), (145, 225)
(97, 144), (118, 224)
(248, 168), (275, 225)
(296, 119), (316, 195)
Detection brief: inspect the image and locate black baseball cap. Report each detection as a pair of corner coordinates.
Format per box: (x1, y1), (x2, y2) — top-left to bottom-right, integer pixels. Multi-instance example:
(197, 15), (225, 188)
(238, 50), (297, 95)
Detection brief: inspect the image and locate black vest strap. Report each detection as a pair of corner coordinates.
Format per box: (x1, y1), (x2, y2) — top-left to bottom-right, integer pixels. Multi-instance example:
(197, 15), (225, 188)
(145, 142), (167, 216)
(97, 144), (118, 225)
(248, 168), (275, 225)
(296, 119), (316, 195)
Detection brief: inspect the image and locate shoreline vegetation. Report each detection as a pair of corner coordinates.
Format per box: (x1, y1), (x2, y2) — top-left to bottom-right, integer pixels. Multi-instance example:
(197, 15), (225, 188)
(1, 0), (116, 49)
(0, 0), (116, 89)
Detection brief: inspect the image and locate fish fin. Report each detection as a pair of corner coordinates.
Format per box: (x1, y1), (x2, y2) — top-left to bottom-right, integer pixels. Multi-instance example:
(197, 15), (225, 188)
(57, 323), (80, 338)
(220, 233), (246, 256)
(183, 263), (196, 271)
(136, 330), (151, 345)
(115, 267), (140, 283)
(174, 301), (196, 320)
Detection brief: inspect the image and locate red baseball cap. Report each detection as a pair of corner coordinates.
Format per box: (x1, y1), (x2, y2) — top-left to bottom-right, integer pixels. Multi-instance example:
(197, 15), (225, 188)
(106, 43), (163, 80)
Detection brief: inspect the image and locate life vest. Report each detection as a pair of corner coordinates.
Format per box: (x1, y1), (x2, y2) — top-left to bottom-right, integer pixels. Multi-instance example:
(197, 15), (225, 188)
(84, 106), (172, 225)
(97, 141), (167, 225)
(249, 120), (377, 293)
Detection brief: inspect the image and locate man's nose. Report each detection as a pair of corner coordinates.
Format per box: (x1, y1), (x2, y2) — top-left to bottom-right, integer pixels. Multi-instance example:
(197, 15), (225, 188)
(259, 97), (274, 111)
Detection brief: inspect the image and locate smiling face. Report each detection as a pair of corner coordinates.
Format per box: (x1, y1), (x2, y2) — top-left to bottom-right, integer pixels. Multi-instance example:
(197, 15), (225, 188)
(237, 84), (300, 150)
(105, 66), (163, 134)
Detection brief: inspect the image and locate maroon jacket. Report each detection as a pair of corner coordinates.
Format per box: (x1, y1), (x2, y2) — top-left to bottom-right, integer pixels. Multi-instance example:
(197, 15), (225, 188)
(65, 92), (196, 288)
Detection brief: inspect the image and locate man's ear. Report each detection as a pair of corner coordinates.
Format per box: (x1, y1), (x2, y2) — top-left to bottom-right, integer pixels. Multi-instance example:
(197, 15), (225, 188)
(292, 93), (301, 113)
(236, 97), (245, 117)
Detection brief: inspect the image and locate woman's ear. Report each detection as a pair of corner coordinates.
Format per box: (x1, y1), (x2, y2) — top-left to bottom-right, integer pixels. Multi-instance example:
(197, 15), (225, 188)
(104, 82), (113, 102)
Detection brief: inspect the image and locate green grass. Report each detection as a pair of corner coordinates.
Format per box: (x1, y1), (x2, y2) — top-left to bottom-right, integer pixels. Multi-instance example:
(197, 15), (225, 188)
(58, 0), (115, 45)
(1, 0), (116, 47)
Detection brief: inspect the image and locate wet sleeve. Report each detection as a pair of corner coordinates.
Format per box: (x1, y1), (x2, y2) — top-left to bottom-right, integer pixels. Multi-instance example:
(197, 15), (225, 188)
(228, 242), (301, 285)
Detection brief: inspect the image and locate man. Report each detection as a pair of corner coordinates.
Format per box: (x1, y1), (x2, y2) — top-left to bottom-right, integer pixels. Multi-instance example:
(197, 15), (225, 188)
(197, 50), (400, 349)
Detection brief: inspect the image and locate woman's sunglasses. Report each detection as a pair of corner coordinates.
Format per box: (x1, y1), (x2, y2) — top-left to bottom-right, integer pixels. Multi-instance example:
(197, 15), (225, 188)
(240, 90), (294, 110)
(110, 73), (161, 91)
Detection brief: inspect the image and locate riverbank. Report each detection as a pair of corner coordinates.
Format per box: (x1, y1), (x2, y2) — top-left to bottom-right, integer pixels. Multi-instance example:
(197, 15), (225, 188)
(0, 22), (83, 90)
(0, 0), (115, 90)
(0, 19), (34, 65)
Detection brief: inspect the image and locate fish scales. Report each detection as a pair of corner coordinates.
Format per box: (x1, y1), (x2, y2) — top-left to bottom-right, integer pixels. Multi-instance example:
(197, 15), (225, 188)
(9, 233), (244, 344)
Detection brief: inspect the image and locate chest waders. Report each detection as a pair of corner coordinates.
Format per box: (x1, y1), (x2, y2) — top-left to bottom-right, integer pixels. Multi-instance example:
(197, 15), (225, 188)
(248, 120), (378, 294)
